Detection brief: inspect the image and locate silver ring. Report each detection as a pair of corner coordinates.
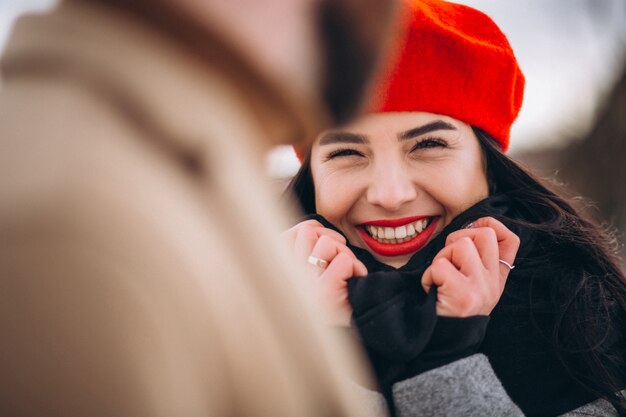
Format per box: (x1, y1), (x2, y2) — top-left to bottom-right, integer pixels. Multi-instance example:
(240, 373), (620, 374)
(307, 255), (329, 269)
(498, 259), (515, 270)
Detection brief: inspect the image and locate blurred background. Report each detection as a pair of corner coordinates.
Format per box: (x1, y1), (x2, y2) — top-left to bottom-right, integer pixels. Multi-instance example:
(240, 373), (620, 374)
(2, 0), (625, 258)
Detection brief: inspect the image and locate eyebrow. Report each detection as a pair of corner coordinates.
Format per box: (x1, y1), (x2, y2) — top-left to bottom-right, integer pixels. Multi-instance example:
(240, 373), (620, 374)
(398, 120), (457, 141)
(318, 132), (369, 146)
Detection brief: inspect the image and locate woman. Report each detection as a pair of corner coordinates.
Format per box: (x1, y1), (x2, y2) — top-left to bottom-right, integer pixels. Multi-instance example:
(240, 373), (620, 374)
(285, 0), (626, 416)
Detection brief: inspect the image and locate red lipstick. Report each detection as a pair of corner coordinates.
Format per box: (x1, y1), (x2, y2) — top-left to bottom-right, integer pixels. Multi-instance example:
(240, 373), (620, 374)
(361, 215), (430, 228)
(358, 217), (439, 257)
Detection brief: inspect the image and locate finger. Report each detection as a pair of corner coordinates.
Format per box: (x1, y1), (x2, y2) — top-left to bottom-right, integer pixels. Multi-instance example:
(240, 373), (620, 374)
(445, 227), (499, 273)
(470, 217), (520, 262)
(470, 217), (520, 284)
(422, 257), (464, 289)
(311, 235), (357, 262)
(439, 232), (506, 313)
(353, 259), (368, 277)
(282, 220), (322, 245)
(443, 231), (505, 301)
(319, 253), (367, 296)
(421, 264), (433, 293)
(294, 227), (320, 263)
(448, 217), (520, 282)
(318, 253), (355, 309)
(320, 252), (354, 288)
(434, 237), (484, 277)
(300, 220), (347, 243)
(308, 236), (343, 273)
(285, 220), (347, 248)
(308, 252), (355, 327)
(309, 235), (368, 278)
(297, 228), (346, 267)
(426, 258), (476, 317)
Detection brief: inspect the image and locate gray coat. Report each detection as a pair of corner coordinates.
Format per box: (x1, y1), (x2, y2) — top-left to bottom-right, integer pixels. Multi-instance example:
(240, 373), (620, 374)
(354, 354), (620, 416)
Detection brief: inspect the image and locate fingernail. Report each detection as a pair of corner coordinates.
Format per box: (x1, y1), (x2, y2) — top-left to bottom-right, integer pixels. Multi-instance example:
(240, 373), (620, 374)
(464, 222), (474, 229)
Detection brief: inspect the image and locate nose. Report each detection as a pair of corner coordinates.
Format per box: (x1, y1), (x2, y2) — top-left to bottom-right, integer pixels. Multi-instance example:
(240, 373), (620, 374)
(366, 161), (417, 212)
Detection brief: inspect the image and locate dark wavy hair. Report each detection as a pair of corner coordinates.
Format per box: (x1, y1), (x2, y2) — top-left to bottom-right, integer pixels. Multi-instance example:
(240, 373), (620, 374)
(474, 128), (626, 415)
(286, 127), (626, 414)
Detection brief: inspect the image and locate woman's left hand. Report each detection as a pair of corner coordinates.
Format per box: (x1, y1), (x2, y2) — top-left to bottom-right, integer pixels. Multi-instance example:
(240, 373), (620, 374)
(421, 216), (520, 317)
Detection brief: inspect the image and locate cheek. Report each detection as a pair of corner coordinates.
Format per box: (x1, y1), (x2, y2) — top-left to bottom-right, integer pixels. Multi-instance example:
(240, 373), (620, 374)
(429, 159), (489, 217)
(459, 168), (489, 207)
(313, 175), (354, 225)
(312, 164), (351, 224)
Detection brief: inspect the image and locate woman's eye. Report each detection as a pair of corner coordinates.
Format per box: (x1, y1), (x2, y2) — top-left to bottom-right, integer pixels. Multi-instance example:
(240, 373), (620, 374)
(326, 148), (364, 160)
(410, 137), (447, 152)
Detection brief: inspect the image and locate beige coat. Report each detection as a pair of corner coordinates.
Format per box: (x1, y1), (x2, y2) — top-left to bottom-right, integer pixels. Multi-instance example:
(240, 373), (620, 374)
(0, 2), (374, 416)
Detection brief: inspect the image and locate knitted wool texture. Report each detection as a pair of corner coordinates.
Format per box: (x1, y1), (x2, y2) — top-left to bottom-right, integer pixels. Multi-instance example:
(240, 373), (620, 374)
(295, 0), (524, 161)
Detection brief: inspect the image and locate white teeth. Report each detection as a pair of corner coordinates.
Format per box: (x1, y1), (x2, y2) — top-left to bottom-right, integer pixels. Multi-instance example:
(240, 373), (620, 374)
(365, 217), (433, 243)
(395, 226), (407, 239)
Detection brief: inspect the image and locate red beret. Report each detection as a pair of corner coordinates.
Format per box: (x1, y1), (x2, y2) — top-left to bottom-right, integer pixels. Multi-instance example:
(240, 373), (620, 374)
(369, 0), (524, 151)
(295, 0), (524, 161)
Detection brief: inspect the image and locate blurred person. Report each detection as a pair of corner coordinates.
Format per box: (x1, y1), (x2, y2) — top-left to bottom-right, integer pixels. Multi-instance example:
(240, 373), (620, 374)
(0, 0), (403, 415)
(286, 0), (626, 415)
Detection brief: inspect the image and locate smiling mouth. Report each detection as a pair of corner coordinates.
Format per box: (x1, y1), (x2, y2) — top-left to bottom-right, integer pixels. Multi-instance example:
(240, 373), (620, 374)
(357, 216), (439, 257)
(363, 217), (434, 244)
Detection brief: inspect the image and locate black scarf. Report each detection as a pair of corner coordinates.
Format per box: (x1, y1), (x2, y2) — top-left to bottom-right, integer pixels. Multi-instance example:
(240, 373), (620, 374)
(304, 194), (623, 416)
(306, 196), (520, 395)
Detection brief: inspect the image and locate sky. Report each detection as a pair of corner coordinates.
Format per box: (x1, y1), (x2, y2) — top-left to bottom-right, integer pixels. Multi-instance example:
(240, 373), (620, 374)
(462, 0), (626, 150)
(1, 0), (625, 176)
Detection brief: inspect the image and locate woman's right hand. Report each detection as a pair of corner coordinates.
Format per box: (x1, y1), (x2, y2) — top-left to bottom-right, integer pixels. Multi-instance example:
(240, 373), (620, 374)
(282, 220), (368, 326)
(421, 217), (520, 317)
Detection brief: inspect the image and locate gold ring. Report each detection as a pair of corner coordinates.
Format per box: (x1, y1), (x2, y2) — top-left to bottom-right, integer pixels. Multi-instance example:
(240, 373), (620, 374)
(307, 255), (329, 269)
